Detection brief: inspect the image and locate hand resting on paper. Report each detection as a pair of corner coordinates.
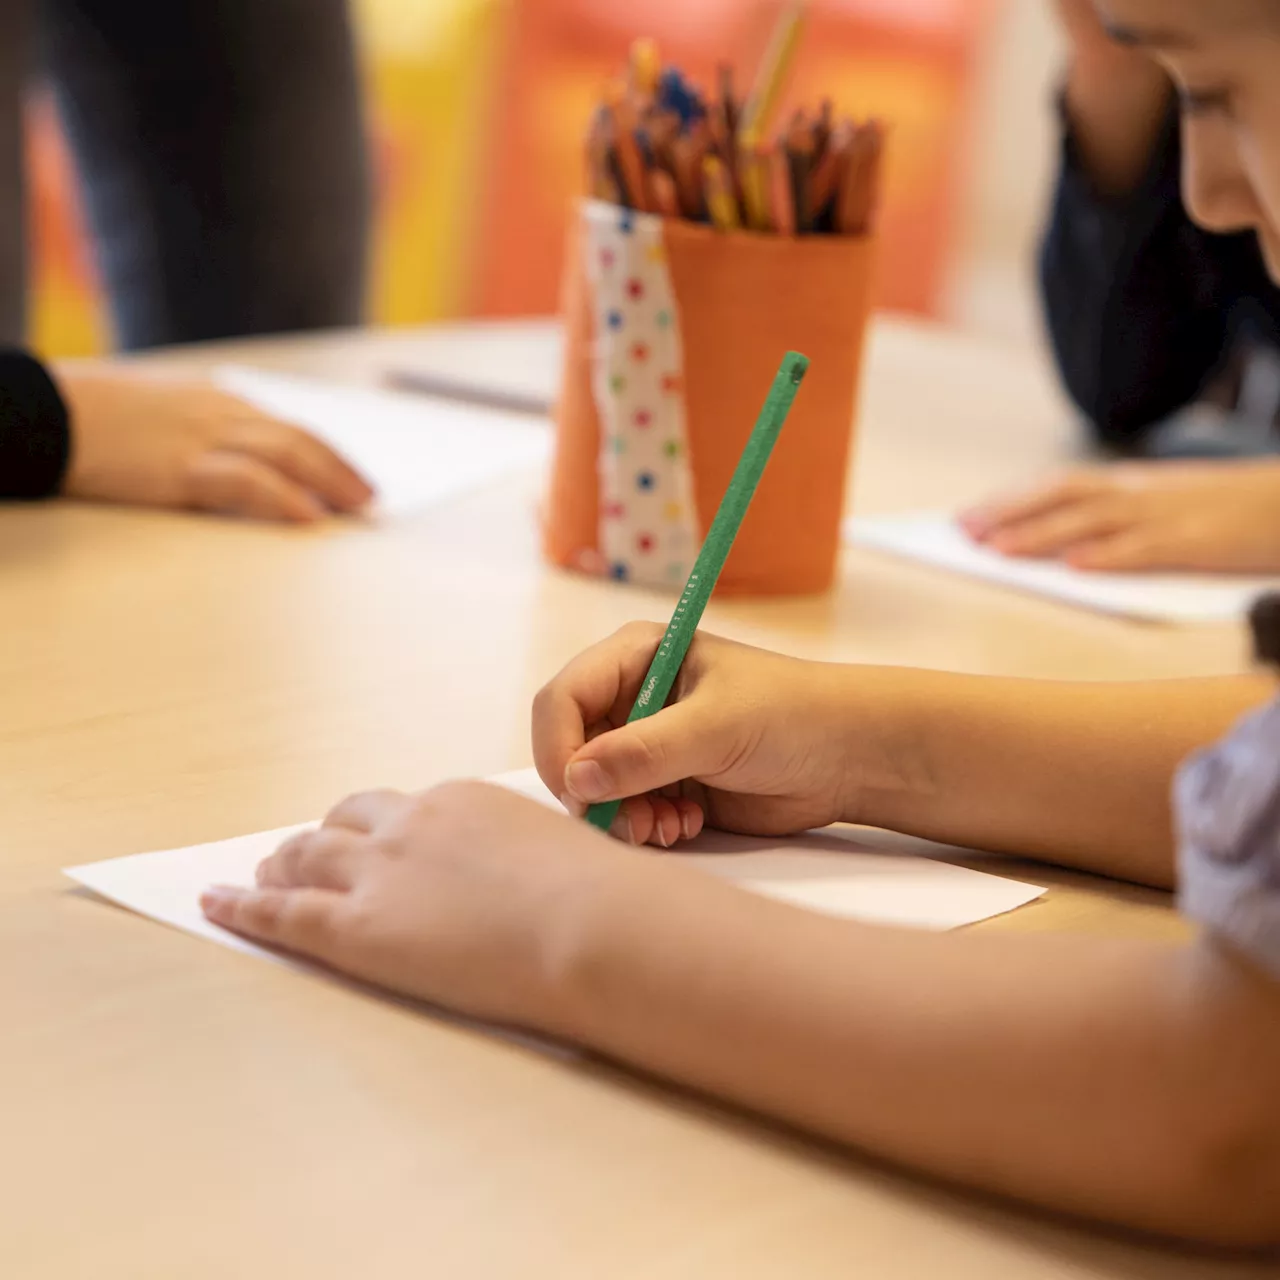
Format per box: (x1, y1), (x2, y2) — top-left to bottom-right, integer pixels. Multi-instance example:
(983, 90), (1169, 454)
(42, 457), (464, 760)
(203, 780), (645, 1031)
(961, 460), (1280, 573)
(60, 368), (374, 522)
(201, 621), (1280, 1245)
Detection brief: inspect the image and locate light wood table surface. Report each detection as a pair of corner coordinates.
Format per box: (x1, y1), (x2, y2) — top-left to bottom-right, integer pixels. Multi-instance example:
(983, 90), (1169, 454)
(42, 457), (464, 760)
(0, 318), (1270, 1278)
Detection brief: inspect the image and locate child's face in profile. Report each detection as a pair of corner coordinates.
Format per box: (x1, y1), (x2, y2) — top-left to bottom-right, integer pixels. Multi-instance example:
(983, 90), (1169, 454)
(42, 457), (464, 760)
(1096, 0), (1280, 279)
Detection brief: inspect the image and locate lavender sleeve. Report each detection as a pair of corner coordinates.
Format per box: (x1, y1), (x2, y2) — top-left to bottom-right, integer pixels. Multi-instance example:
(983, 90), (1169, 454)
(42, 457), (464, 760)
(1176, 696), (1280, 981)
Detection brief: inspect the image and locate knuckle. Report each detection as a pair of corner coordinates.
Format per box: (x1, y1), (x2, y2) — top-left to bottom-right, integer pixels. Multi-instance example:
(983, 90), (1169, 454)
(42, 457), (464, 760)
(267, 840), (304, 884)
(223, 465), (270, 509)
(617, 620), (664, 646)
(296, 900), (341, 950)
(324, 792), (367, 826)
(246, 891), (287, 931)
(240, 423), (309, 469)
(270, 831), (307, 864)
(623, 727), (668, 777)
(418, 778), (490, 809)
(531, 680), (558, 721)
(276, 428), (314, 461)
(297, 828), (340, 870)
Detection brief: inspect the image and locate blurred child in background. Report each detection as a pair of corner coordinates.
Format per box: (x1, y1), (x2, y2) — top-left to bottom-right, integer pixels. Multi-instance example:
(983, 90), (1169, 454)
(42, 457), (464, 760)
(0, 0), (369, 350)
(0, 347), (373, 519)
(966, 0), (1280, 575)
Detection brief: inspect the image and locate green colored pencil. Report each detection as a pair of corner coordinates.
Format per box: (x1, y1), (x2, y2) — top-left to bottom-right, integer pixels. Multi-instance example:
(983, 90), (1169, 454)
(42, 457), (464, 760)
(586, 350), (810, 832)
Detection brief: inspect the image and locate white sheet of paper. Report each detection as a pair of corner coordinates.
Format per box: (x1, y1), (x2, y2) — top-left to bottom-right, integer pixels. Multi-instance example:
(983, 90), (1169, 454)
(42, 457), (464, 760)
(846, 512), (1280, 624)
(493, 770), (1044, 929)
(215, 367), (552, 517)
(65, 770), (1043, 979)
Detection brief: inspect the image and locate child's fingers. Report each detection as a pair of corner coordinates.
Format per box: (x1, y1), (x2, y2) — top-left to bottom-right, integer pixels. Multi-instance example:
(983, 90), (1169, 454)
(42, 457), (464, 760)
(561, 698), (726, 810)
(186, 450), (328, 523)
(673, 797), (705, 842)
(227, 415), (375, 513)
(201, 885), (346, 961)
(323, 789), (410, 834)
(987, 500), (1131, 558)
(258, 828), (365, 892)
(610, 793), (706, 847)
(532, 622), (667, 796)
(1065, 529), (1171, 572)
(961, 473), (1109, 541)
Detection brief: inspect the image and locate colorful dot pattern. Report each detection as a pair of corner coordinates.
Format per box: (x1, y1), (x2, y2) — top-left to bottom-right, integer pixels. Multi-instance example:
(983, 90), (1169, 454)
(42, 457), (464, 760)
(582, 199), (698, 588)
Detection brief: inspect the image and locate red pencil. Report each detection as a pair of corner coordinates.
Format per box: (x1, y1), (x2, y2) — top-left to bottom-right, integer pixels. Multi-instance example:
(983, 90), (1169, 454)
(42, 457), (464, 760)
(814, 97), (833, 156)
(786, 111), (815, 233)
(607, 89), (654, 213)
(837, 121), (883, 235)
(770, 141), (796, 236)
(809, 120), (850, 215)
(650, 169), (681, 218)
(671, 129), (708, 218)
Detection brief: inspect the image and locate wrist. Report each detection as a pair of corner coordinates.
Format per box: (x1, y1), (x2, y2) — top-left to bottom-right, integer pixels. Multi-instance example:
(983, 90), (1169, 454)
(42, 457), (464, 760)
(536, 849), (687, 1043)
(54, 369), (104, 497)
(827, 666), (940, 830)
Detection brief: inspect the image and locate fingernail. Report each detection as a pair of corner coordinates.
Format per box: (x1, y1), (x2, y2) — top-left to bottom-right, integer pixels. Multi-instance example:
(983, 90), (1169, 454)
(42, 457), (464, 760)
(654, 821), (670, 850)
(201, 886), (238, 915)
(564, 759), (611, 803)
(679, 810), (693, 841)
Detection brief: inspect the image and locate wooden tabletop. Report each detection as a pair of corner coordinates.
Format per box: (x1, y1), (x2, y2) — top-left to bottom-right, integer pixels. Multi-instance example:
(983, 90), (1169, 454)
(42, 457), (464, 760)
(0, 319), (1268, 1278)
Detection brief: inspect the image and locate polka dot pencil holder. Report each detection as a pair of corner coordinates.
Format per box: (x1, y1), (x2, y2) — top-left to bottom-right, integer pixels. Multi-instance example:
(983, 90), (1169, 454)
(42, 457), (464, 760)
(545, 198), (876, 596)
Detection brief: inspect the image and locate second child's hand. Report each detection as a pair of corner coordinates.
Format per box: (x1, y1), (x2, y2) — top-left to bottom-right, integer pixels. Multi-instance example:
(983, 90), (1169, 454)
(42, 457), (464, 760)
(962, 461), (1280, 574)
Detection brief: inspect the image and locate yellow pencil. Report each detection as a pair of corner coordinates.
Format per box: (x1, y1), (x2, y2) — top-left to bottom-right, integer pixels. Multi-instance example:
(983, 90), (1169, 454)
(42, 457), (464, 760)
(630, 37), (661, 98)
(739, 144), (772, 232)
(703, 155), (741, 231)
(739, 3), (807, 148)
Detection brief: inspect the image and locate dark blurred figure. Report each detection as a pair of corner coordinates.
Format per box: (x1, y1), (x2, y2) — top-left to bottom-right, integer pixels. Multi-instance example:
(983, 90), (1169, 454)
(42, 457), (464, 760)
(0, 0), (370, 349)
(1040, 0), (1280, 459)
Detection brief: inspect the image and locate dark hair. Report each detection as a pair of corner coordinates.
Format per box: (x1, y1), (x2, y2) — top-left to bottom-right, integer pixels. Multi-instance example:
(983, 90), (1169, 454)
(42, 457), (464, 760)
(1249, 593), (1280, 667)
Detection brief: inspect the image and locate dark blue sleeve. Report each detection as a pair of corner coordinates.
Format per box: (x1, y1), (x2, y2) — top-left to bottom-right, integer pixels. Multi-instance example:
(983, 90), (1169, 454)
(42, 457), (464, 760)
(1039, 103), (1259, 451)
(0, 349), (71, 499)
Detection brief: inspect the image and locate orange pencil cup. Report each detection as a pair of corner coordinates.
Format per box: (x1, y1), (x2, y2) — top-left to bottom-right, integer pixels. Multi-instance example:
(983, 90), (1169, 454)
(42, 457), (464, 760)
(545, 199), (875, 596)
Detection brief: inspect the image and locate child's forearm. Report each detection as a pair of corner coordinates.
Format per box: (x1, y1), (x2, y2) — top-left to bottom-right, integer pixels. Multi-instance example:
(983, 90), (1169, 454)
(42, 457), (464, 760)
(1062, 48), (1172, 196)
(552, 861), (1280, 1246)
(849, 673), (1272, 888)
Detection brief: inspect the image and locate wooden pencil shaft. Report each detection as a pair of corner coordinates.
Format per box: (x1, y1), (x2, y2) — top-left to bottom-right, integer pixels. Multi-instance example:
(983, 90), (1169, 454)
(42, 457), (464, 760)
(770, 143), (796, 236)
(789, 145), (812, 233)
(740, 3), (806, 145)
(651, 169), (681, 217)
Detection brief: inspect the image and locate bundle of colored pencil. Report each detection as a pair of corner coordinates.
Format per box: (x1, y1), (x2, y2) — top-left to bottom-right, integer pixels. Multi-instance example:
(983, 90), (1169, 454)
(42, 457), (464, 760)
(584, 9), (884, 237)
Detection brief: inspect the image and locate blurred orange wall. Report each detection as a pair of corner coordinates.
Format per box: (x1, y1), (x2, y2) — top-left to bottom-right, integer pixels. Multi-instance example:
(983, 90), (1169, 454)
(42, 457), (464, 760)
(24, 0), (999, 356)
